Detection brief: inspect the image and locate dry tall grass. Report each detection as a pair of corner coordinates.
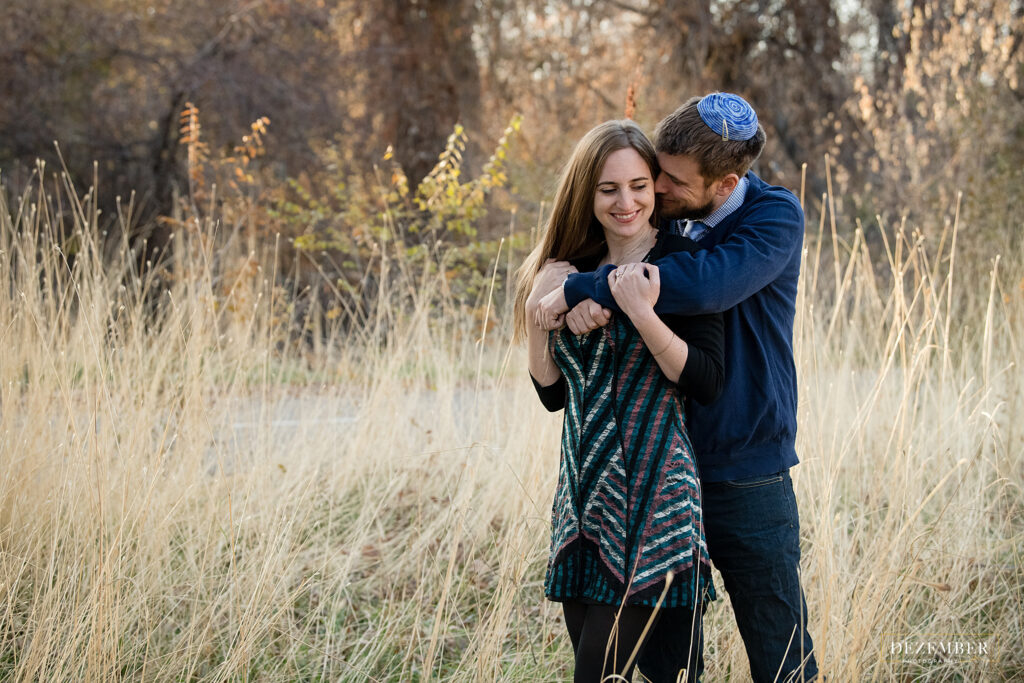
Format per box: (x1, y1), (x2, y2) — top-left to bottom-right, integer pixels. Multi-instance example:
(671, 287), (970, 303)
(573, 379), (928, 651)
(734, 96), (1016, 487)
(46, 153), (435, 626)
(0, 166), (1021, 681)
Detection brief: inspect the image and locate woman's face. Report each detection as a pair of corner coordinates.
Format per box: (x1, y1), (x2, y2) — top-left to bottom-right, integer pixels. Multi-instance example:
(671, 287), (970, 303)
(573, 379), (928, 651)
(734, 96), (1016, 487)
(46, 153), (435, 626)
(593, 147), (655, 240)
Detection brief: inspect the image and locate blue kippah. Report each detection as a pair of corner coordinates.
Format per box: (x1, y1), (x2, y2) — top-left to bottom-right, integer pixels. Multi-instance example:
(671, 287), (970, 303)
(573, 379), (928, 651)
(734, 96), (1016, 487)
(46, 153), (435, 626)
(697, 93), (758, 141)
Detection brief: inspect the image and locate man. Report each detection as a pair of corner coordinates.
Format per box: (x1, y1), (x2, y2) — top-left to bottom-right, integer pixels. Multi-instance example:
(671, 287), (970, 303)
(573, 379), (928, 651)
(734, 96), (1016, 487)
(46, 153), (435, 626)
(536, 93), (819, 682)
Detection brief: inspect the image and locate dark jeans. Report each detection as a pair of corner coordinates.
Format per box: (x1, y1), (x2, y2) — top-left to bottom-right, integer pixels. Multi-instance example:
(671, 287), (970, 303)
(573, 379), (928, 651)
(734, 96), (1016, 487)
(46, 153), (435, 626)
(638, 470), (819, 682)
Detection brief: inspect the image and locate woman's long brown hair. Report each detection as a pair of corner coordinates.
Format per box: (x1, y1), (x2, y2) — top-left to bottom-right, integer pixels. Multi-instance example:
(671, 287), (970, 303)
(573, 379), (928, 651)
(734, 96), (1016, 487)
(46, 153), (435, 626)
(512, 120), (658, 340)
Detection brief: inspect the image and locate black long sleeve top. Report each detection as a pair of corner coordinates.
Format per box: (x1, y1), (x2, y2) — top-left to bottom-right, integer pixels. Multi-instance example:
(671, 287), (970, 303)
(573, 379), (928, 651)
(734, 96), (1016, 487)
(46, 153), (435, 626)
(531, 230), (725, 412)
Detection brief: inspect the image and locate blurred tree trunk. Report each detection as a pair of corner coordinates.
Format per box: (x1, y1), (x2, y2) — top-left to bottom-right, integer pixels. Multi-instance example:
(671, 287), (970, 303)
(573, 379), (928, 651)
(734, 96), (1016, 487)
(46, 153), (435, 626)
(649, 0), (714, 87)
(357, 0), (482, 186)
(870, 0), (911, 87)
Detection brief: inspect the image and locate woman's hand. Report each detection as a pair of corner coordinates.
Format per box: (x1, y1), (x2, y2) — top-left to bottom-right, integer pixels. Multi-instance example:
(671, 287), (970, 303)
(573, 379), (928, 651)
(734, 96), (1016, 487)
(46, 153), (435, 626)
(609, 263), (660, 321)
(527, 259), (576, 328)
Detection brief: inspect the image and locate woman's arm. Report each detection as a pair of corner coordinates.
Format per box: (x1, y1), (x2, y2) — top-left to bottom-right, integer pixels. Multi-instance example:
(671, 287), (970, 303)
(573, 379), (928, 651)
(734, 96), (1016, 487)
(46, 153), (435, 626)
(526, 321), (560, 387)
(628, 307), (689, 384)
(609, 262), (725, 404)
(667, 311), (724, 404)
(609, 263), (689, 382)
(525, 259), (575, 389)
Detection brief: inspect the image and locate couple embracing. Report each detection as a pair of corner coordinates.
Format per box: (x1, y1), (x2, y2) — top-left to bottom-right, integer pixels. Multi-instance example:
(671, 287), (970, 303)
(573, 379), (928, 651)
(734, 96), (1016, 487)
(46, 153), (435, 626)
(514, 94), (819, 682)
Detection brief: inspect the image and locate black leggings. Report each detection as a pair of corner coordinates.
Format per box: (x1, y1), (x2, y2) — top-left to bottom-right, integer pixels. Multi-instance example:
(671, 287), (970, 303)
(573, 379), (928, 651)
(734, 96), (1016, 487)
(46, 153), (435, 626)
(562, 600), (659, 682)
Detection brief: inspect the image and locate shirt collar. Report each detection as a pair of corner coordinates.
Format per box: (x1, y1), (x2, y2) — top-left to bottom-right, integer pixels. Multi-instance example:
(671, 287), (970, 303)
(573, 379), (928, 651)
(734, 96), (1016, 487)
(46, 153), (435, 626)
(701, 175), (748, 228)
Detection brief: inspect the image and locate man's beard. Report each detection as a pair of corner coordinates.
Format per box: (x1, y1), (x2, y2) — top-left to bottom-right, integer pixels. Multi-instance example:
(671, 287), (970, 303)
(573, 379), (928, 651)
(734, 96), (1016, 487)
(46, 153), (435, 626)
(659, 196), (715, 221)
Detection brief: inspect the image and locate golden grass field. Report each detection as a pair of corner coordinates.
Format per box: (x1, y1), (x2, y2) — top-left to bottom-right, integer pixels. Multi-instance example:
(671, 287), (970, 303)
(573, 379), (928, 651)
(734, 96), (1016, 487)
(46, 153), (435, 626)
(0, 170), (1021, 681)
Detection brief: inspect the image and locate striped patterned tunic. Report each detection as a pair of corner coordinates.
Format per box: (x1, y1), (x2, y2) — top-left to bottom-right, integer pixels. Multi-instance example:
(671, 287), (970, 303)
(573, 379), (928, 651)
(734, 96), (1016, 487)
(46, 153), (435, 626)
(544, 315), (715, 609)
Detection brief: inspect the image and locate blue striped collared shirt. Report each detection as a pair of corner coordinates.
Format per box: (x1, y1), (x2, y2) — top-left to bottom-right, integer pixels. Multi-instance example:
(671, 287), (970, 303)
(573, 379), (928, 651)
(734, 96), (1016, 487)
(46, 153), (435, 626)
(681, 176), (749, 241)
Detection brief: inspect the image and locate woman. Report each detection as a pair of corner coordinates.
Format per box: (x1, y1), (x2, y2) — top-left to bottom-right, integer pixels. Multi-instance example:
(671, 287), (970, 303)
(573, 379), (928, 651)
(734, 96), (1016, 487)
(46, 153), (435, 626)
(513, 120), (724, 682)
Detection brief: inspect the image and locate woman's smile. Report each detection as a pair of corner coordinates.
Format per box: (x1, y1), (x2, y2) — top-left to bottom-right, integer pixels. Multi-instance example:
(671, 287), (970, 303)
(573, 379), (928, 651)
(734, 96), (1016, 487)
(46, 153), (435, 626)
(593, 147), (655, 247)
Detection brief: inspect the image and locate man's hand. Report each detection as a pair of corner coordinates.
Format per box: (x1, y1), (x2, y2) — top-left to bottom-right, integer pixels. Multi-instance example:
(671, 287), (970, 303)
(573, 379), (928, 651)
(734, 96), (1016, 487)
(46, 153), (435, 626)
(535, 286), (570, 330)
(565, 299), (612, 334)
(527, 259), (576, 329)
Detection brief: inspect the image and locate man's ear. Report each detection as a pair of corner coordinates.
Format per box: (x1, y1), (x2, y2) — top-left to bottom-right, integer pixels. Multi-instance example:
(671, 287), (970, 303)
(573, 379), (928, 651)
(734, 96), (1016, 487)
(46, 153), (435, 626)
(715, 173), (740, 198)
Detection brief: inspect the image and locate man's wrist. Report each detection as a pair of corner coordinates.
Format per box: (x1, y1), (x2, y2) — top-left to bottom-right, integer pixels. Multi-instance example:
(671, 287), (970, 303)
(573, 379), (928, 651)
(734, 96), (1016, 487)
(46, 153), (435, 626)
(562, 271), (585, 309)
(555, 284), (568, 314)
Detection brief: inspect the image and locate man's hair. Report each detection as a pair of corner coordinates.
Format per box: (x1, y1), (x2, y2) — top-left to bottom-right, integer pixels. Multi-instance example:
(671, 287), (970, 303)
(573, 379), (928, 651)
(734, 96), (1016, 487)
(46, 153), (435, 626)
(654, 96), (766, 183)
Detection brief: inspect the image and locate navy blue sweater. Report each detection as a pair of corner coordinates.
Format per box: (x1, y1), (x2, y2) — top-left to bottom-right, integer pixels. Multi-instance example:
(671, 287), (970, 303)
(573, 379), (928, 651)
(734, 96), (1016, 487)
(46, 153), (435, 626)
(564, 172), (803, 482)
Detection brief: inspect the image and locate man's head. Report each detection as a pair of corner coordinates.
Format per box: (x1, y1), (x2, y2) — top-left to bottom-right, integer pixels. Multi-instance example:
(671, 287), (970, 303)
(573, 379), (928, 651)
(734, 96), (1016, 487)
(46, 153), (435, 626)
(653, 93), (766, 221)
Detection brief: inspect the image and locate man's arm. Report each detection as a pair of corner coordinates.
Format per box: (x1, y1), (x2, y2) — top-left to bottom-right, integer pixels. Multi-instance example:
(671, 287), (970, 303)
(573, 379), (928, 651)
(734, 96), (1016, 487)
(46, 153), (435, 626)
(564, 196), (804, 316)
(563, 264), (616, 311)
